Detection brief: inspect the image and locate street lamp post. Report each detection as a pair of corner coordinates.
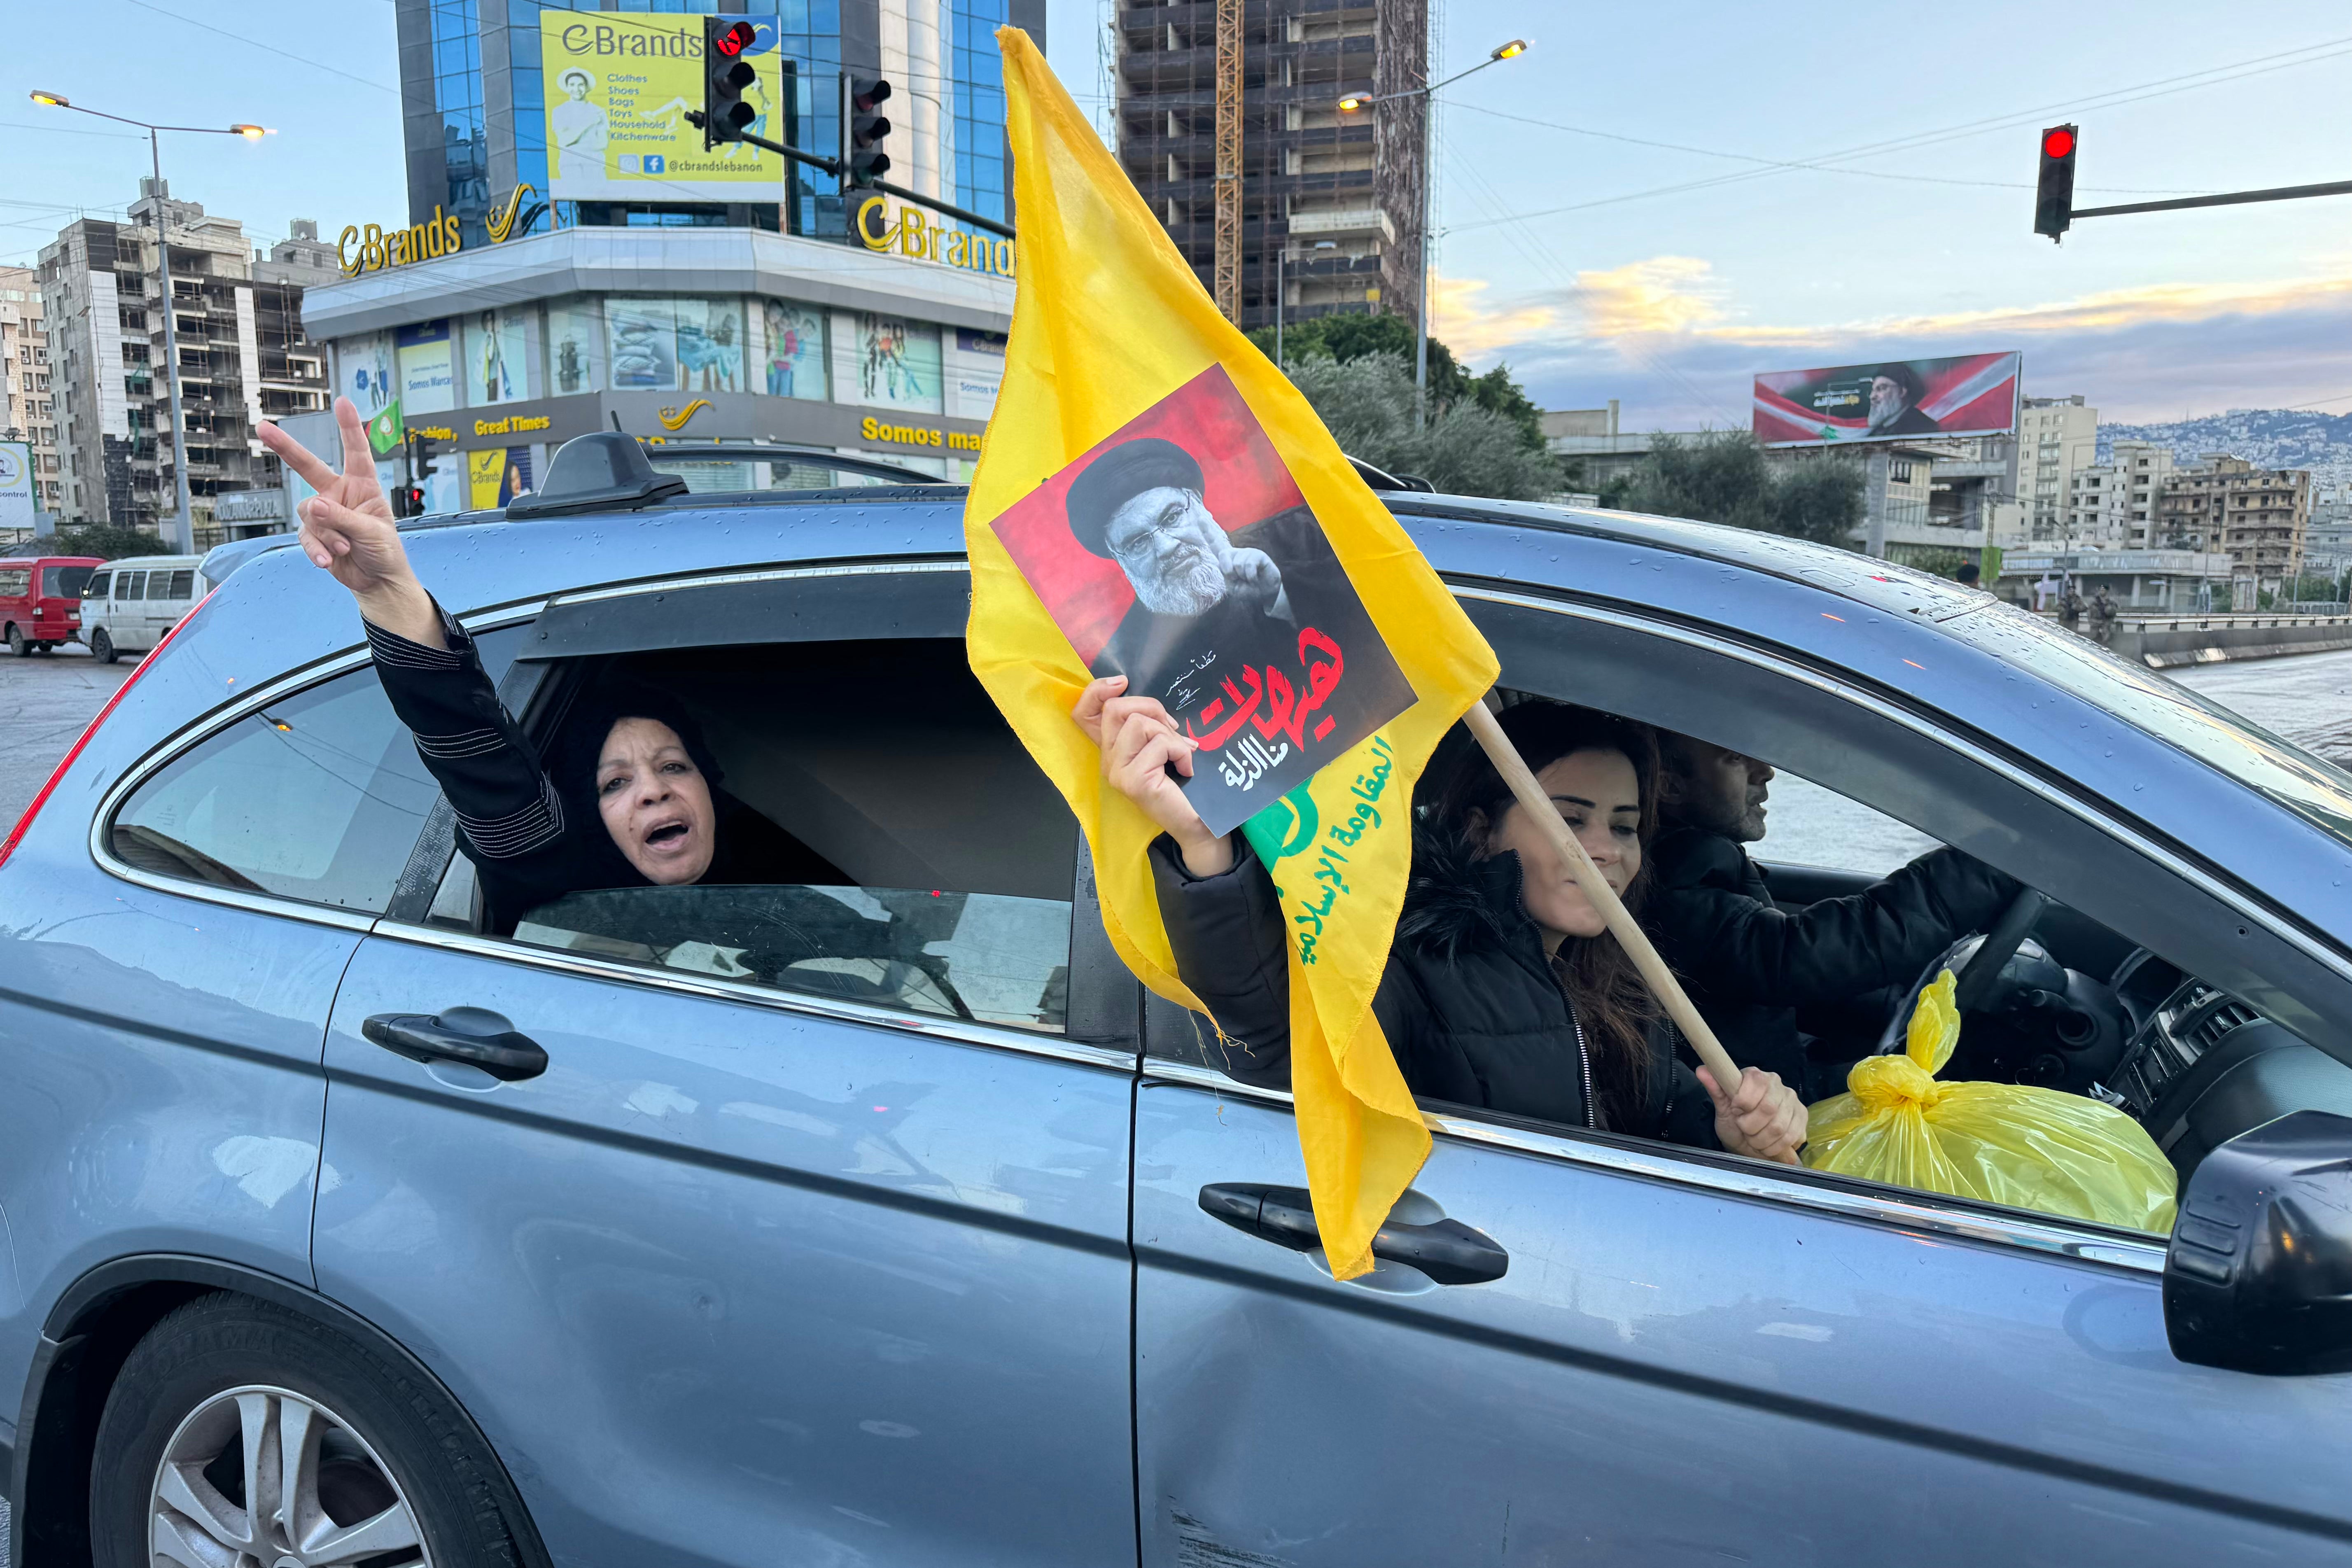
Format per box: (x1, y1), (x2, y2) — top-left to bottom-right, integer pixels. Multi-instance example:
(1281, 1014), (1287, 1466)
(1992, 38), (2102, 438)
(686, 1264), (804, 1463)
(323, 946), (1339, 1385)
(1339, 40), (1526, 429)
(29, 92), (268, 553)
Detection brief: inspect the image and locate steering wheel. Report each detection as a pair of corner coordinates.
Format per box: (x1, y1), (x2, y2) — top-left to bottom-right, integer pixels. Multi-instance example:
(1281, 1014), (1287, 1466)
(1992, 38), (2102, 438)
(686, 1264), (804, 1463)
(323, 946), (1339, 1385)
(1874, 885), (2050, 1056)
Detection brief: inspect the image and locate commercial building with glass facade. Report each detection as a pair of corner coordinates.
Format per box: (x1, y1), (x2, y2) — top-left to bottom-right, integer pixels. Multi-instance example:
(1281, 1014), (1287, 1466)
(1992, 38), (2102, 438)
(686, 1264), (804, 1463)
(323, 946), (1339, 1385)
(283, 223), (1009, 512)
(397, 0), (1034, 249)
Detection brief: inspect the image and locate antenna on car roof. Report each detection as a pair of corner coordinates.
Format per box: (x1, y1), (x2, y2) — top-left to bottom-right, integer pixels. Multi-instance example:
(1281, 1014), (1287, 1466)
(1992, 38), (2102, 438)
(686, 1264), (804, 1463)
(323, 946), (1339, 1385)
(506, 432), (687, 520)
(609, 411), (625, 434)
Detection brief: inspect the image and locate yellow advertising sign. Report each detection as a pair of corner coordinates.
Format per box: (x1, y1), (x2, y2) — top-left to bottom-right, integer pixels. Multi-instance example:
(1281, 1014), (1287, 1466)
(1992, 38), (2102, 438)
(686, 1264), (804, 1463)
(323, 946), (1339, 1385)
(467, 448), (509, 510)
(541, 14), (792, 202)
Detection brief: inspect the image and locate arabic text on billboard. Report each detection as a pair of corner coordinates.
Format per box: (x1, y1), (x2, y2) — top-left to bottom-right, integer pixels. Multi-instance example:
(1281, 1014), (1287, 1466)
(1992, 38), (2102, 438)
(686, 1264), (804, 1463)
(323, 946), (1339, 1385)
(1753, 352), (2021, 447)
(542, 15), (791, 203)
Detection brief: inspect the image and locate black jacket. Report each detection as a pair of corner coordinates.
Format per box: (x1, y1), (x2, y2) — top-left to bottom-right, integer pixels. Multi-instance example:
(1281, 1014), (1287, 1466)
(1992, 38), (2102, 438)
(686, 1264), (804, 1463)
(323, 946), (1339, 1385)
(1641, 825), (2020, 1089)
(1152, 827), (1720, 1146)
(366, 609), (842, 932)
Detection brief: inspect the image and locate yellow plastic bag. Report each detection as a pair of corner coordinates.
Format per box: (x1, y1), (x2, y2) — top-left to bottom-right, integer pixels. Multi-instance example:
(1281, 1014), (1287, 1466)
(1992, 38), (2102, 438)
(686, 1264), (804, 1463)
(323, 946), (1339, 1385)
(1804, 970), (2178, 1234)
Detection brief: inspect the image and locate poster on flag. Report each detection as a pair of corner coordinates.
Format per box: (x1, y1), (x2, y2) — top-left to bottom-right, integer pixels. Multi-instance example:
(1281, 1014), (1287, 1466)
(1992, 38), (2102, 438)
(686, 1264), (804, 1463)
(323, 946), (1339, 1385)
(992, 365), (1415, 836)
(1752, 350), (2021, 447)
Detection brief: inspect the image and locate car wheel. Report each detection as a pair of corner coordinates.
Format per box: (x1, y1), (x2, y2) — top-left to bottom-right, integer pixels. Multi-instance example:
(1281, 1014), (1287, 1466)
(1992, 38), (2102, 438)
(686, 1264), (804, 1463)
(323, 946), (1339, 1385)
(92, 628), (115, 664)
(91, 1295), (531, 1568)
(5, 625), (23, 657)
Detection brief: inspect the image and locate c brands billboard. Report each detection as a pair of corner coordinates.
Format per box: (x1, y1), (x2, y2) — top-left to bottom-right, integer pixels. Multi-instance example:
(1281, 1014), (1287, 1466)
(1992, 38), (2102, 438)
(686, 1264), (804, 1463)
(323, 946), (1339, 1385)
(1753, 352), (2021, 447)
(541, 14), (791, 203)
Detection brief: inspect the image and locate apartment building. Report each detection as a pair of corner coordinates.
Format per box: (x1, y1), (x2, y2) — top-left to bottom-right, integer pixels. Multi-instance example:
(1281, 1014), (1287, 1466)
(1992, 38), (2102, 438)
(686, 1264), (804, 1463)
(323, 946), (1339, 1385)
(1114, 0), (1427, 330)
(2065, 439), (2175, 548)
(2157, 455), (2312, 604)
(0, 266), (63, 520)
(38, 182), (337, 539)
(2009, 393), (2100, 545)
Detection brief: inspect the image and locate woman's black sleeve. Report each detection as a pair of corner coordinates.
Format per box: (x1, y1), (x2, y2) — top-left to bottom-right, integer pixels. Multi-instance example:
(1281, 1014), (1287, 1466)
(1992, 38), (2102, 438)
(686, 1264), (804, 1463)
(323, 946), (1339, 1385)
(1148, 836), (1429, 1093)
(364, 608), (570, 888)
(1151, 837), (1296, 1086)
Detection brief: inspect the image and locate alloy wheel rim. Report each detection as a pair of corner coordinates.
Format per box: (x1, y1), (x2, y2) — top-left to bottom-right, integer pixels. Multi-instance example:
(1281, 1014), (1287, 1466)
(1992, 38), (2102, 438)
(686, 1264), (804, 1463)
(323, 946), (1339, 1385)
(149, 1383), (430, 1568)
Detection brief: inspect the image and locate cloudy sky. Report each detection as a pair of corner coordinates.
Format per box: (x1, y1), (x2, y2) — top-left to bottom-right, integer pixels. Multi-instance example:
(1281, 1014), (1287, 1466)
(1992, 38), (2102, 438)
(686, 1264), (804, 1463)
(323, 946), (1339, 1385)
(11, 2), (2346, 429)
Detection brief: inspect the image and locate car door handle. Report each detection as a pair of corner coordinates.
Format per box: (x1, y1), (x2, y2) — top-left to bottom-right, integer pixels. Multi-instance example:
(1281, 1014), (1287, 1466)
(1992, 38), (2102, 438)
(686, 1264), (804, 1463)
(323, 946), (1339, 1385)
(362, 1009), (549, 1083)
(1197, 1183), (1509, 1286)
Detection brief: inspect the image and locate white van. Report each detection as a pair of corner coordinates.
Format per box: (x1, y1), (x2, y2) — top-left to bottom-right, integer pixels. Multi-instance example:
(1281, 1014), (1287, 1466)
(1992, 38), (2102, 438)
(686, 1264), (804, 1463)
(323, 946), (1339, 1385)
(80, 555), (206, 664)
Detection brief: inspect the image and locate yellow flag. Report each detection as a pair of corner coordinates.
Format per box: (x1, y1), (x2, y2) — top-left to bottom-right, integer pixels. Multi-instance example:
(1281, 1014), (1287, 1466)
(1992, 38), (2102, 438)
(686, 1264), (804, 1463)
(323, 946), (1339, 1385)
(965, 29), (1499, 1279)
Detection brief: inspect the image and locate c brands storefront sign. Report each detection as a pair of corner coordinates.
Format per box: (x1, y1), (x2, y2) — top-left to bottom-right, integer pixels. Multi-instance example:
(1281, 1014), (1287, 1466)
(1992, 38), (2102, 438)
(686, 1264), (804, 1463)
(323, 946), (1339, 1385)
(339, 183), (543, 278)
(338, 206), (464, 278)
(856, 197), (1015, 279)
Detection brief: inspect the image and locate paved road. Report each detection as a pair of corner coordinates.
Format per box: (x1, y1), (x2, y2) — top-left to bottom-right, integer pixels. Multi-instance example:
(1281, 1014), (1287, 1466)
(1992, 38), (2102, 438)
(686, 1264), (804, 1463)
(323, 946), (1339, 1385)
(2168, 646), (2352, 768)
(0, 645), (137, 831)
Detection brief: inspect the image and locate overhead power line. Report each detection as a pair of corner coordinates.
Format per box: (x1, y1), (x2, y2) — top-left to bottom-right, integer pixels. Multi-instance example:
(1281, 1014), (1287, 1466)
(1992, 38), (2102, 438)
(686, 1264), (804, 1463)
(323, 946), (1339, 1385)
(1454, 33), (2352, 231)
(1455, 105), (2216, 196)
(118, 0), (400, 95)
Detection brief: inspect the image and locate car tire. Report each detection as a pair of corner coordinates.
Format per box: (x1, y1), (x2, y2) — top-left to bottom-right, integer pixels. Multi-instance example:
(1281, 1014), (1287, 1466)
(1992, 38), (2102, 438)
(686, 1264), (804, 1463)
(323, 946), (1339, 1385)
(5, 625), (23, 657)
(90, 1294), (532, 1568)
(91, 628), (115, 664)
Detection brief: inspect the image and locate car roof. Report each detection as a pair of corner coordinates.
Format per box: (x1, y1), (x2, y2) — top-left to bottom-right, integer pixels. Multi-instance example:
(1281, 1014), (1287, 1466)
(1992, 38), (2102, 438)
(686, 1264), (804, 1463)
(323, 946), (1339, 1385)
(107, 555), (206, 570)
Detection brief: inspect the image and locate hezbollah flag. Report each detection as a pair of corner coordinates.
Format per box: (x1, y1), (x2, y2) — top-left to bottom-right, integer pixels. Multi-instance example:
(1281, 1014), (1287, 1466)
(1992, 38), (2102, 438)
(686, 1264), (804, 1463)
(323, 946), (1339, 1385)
(966, 29), (1498, 1279)
(365, 398), (405, 457)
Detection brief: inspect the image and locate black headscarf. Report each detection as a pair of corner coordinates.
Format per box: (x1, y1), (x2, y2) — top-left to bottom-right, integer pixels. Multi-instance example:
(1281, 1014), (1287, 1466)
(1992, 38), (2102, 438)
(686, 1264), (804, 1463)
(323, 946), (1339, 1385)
(546, 679), (846, 891)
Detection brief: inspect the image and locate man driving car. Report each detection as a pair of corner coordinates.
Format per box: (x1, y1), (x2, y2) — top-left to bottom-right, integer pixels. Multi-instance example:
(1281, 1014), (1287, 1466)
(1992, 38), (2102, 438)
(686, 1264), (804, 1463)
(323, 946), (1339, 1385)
(1644, 734), (2022, 1096)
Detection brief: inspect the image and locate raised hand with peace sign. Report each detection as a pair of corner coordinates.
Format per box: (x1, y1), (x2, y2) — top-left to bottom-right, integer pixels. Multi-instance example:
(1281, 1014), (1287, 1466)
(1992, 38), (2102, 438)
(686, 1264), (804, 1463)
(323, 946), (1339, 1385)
(256, 396), (442, 648)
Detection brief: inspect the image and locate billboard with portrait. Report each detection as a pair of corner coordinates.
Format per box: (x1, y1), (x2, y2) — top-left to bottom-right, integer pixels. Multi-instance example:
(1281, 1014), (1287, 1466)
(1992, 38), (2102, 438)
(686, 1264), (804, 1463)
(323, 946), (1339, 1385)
(835, 313), (943, 414)
(541, 14), (791, 203)
(756, 299), (825, 399)
(1753, 351), (2021, 447)
(338, 331), (395, 416)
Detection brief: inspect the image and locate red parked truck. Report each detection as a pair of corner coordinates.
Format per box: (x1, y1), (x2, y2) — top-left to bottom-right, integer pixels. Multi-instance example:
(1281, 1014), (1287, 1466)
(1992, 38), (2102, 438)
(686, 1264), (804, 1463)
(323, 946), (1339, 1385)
(0, 556), (101, 655)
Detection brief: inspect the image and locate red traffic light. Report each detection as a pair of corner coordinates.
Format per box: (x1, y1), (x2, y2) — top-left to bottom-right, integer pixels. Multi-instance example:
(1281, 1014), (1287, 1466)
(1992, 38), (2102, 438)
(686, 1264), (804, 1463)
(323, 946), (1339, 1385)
(2042, 127), (2075, 160)
(715, 20), (756, 56)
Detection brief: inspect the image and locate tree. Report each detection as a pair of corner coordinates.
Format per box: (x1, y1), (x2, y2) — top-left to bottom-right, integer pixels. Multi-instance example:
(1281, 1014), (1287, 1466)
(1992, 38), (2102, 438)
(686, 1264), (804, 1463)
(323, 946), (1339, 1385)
(1281, 353), (1563, 502)
(1246, 315), (1550, 454)
(1603, 432), (1863, 546)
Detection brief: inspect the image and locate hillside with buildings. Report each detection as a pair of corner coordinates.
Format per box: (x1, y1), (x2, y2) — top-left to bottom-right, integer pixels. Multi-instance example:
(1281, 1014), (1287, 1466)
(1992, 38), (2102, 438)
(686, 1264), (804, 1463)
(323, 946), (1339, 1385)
(2100, 408), (2352, 495)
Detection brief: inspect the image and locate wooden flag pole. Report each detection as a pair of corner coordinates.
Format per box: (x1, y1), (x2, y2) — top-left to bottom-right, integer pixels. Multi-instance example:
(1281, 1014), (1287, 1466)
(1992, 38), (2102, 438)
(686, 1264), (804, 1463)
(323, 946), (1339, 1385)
(1462, 702), (1745, 1090)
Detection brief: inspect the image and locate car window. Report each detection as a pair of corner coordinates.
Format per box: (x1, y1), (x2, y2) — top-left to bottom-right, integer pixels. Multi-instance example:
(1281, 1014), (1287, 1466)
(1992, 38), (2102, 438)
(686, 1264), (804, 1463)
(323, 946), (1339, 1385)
(82, 571), (110, 600)
(1750, 768), (1941, 877)
(515, 884), (1071, 1033)
(425, 633), (1078, 1034)
(1937, 599), (2352, 848)
(44, 565), (92, 599)
(117, 571), (146, 602)
(0, 568), (28, 598)
(110, 666), (442, 912)
(165, 569), (196, 600)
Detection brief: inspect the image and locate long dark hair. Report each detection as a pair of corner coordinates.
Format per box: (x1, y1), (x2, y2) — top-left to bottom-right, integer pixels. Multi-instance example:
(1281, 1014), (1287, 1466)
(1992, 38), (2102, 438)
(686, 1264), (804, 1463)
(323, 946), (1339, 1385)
(1426, 701), (1662, 1125)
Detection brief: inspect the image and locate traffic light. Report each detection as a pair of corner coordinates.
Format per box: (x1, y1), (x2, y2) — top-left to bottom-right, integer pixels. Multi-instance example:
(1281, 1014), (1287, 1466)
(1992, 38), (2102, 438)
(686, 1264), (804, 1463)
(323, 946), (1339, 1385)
(399, 429), (439, 518)
(703, 18), (760, 148)
(2035, 123), (2077, 241)
(844, 75), (893, 188)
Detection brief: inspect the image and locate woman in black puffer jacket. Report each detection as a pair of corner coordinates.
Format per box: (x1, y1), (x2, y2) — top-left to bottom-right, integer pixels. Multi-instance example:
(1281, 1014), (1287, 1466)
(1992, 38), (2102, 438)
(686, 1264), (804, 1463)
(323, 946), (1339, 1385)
(1076, 683), (1808, 1160)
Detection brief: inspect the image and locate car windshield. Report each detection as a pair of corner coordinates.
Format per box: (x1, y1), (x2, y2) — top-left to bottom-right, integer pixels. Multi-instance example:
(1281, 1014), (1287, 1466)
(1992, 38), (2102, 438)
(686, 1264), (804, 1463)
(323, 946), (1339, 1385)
(1934, 597), (2352, 847)
(514, 884), (1071, 1033)
(42, 565), (91, 599)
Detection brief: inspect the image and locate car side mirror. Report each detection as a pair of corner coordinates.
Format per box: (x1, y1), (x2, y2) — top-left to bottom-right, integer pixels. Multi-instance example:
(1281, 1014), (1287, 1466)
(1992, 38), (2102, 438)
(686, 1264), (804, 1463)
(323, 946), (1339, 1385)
(2164, 1110), (2352, 1376)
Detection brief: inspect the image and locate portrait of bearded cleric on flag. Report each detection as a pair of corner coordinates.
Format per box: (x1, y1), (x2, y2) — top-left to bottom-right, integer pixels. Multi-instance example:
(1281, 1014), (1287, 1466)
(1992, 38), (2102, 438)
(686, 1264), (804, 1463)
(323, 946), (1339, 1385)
(1058, 431), (1413, 832)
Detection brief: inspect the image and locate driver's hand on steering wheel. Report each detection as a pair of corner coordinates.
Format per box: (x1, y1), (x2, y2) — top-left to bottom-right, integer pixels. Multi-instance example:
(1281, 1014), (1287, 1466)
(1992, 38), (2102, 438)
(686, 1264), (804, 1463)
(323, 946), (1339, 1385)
(1698, 1066), (1808, 1165)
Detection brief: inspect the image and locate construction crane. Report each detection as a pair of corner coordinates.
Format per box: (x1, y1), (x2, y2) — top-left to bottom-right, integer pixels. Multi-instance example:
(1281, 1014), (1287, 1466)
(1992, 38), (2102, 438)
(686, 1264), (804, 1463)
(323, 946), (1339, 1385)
(1212, 0), (1243, 321)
